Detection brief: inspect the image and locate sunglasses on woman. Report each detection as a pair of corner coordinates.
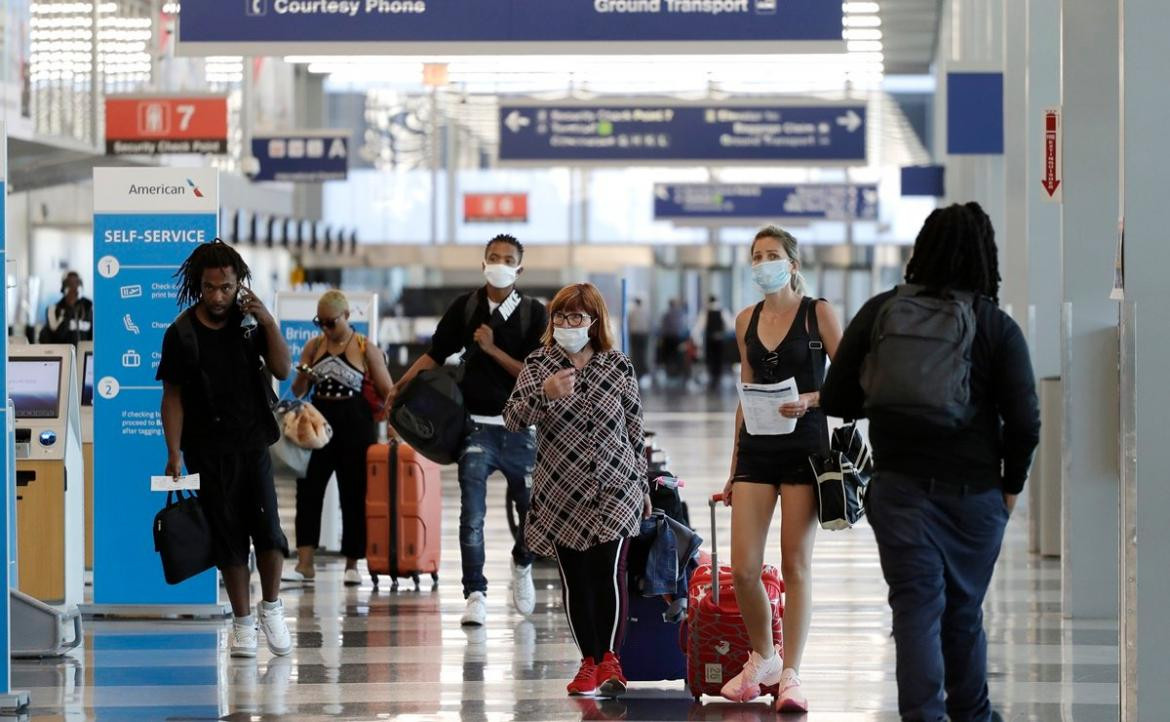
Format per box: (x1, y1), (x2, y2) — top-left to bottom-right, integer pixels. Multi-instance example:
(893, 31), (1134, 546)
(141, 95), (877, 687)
(313, 315), (342, 330)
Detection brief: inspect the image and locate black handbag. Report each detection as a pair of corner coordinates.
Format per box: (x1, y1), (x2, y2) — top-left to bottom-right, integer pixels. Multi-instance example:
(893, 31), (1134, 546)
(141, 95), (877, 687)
(809, 423), (874, 530)
(805, 300), (874, 531)
(153, 489), (216, 585)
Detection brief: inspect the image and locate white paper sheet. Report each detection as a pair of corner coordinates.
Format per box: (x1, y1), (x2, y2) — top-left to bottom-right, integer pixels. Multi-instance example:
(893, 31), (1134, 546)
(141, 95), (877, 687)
(738, 378), (801, 436)
(150, 474), (201, 492)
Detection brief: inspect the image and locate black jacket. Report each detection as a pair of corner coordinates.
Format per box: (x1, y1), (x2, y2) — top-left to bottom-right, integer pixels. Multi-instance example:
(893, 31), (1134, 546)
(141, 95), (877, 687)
(426, 288), (547, 417)
(820, 290), (1041, 494)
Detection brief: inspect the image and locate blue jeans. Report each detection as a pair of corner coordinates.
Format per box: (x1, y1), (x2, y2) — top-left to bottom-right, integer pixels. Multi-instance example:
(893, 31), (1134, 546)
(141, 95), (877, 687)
(457, 424), (536, 598)
(867, 473), (1010, 722)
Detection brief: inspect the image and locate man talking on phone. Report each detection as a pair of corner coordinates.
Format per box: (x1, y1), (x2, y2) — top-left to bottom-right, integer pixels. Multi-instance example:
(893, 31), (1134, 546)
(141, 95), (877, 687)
(156, 240), (294, 660)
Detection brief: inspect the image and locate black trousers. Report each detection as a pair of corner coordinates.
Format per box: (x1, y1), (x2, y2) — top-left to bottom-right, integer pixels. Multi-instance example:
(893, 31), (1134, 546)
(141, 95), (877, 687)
(553, 538), (631, 662)
(295, 395), (376, 559)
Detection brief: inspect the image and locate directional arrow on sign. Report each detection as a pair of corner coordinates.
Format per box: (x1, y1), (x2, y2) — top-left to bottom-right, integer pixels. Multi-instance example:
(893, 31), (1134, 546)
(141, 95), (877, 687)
(505, 110), (531, 134)
(836, 110), (863, 133)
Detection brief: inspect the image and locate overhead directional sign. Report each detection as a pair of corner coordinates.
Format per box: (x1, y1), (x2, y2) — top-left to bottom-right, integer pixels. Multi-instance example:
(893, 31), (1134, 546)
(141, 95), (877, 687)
(105, 95), (228, 156)
(498, 102), (867, 165)
(251, 130), (349, 182)
(654, 183), (879, 221)
(178, 0), (843, 56)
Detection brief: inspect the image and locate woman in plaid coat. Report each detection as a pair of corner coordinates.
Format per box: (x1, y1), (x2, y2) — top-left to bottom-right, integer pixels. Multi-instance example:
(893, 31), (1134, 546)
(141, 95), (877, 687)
(504, 283), (650, 699)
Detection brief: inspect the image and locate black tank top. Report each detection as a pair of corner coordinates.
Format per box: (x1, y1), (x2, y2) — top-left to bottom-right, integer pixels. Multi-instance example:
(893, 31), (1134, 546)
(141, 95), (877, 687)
(738, 297), (829, 456)
(310, 335), (365, 398)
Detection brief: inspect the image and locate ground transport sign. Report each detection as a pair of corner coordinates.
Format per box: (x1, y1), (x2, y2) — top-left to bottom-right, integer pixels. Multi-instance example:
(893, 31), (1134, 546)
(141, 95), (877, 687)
(177, 0), (843, 55)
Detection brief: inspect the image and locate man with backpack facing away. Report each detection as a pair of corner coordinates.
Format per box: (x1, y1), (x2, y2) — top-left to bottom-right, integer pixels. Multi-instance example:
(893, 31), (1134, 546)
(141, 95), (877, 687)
(157, 241), (294, 659)
(821, 203), (1040, 722)
(392, 234), (548, 626)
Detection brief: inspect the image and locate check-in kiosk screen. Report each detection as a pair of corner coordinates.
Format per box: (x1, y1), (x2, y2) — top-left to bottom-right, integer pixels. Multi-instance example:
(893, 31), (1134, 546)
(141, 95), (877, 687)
(10, 358), (63, 419)
(82, 351), (94, 407)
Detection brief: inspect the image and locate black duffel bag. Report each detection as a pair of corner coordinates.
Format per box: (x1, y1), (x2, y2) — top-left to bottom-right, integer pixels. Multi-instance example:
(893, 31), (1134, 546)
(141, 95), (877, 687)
(154, 489), (216, 585)
(389, 366), (472, 465)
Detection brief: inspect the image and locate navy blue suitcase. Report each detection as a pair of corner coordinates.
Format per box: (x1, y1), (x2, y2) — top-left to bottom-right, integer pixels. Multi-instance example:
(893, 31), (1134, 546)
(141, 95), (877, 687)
(620, 593), (687, 682)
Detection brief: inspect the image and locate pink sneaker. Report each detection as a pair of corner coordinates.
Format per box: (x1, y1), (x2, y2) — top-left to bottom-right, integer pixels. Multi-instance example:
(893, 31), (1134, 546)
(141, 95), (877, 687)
(775, 668), (809, 713)
(719, 646), (783, 702)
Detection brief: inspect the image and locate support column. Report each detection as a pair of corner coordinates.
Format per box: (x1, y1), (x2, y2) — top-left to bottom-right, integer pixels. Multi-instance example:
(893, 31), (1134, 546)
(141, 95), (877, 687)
(1001, 0), (1028, 323)
(1024, 0), (1063, 378)
(1119, 0), (1170, 715)
(1059, 0), (1120, 620)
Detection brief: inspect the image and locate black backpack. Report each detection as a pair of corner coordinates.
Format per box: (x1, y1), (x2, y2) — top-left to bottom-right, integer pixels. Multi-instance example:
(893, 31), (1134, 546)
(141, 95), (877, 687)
(390, 292), (534, 465)
(859, 284), (978, 429)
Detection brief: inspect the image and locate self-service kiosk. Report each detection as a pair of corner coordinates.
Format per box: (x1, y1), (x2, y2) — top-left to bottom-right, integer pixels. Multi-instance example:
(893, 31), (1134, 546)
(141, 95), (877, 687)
(78, 342), (94, 571)
(10, 345), (85, 607)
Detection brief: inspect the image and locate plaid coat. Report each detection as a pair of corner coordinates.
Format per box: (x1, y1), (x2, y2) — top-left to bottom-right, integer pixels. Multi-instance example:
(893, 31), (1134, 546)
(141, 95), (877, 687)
(504, 345), (648, 556)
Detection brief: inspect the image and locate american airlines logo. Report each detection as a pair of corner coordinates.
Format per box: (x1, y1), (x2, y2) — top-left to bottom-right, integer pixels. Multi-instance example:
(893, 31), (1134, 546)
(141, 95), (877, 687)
(125, 179), (205, 198)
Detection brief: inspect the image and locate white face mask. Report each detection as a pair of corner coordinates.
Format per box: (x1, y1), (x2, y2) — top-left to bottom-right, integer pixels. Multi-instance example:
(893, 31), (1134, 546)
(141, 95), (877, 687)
(553, 326), (591, 354)
(484, 263), (519, 289)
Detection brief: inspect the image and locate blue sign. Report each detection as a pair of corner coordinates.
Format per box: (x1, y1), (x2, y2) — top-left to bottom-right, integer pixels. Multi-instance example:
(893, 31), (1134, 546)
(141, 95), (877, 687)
(947, 72), (1004, 155)
(92, 168), (220, 606)
(252, 131), (349, 183)
(0, 130), (10, 690)
(274, 292), (375, 400)
(901, 165), (946, 197)
(499, 103), (867, 164)
(654, 183), (879, 221)
(179, 0), (842, 54)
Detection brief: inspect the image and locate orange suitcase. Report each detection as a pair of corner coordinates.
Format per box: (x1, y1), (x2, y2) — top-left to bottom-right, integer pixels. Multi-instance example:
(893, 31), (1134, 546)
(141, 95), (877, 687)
(366, 440), (442, 591)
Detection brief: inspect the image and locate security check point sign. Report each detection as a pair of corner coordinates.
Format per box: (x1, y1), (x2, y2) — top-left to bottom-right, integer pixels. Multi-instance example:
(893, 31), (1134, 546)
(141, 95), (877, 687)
(92, 168), (219, 606)
(179, 0), (843, 55)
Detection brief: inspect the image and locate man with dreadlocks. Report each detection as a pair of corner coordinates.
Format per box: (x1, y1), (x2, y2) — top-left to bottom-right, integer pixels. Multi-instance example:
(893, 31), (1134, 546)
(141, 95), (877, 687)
(156, 240), (294, 659)
(821, 202), (1040, 722)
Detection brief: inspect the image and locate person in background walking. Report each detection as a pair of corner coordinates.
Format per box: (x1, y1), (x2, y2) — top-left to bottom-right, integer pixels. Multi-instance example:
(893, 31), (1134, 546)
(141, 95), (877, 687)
(627, 296), (651, 382)
(504, 283), (650, 699)
(288, 290), (394, 587)
(659, 299), (688, 383)
(691, 294), (736, 390)
(821, 202), (1041, 722)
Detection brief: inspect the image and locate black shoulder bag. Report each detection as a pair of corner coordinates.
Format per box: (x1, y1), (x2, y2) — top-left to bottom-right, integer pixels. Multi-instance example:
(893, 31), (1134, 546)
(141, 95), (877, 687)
(806, 299), (875, 531)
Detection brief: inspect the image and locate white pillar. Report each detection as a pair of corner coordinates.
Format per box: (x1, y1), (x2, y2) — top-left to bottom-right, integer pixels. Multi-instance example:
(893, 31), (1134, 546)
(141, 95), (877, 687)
(1024, 0), (1063, 378)
(1000, 0), (1028, 326)
(1058, 0), (1120, 620)
(1119, 0), (1170, 715)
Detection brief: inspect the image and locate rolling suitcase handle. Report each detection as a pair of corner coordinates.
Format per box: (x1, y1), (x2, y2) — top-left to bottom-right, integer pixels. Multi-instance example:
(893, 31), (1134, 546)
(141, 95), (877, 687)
(709, 493), (725, 605)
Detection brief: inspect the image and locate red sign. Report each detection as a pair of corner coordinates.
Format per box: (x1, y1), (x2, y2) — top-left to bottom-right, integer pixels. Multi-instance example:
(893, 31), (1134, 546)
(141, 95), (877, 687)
(105, 95), (229, 155)
(464, 193), (528, 223)
(1042, 108), (1062, 200)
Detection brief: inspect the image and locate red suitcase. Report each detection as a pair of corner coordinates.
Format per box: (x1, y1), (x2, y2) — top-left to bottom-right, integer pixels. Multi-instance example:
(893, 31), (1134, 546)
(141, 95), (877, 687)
(686, 493), (785, 701)
(366, 439), (442, 591)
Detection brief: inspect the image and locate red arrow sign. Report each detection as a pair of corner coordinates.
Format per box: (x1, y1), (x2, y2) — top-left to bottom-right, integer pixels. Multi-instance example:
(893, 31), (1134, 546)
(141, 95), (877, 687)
(1043, 110), (1061, 198)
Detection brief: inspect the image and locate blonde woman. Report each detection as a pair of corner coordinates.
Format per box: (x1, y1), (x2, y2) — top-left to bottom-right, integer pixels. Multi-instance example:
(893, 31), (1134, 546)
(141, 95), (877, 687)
(289, 290), (394, 585)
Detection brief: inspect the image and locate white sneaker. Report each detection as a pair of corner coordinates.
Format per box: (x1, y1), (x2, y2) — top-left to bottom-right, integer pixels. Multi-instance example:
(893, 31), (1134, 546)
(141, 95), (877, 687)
(461, 592), (487, 626)
(776, 668), (809, 713)
(230, 623), (258, 658)
(720, 645), (783, 702)
(344, 568), (362, 587)
(258, 600), (292, 657)
(511, 562), (536, 616)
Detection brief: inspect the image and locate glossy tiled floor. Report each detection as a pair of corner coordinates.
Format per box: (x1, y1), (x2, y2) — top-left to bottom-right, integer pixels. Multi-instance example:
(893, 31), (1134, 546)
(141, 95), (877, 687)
(14, 390), (1120, 721)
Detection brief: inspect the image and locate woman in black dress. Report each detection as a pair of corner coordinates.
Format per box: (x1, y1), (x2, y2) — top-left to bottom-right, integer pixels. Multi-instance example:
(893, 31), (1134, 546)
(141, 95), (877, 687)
(719, 226), (843, 712)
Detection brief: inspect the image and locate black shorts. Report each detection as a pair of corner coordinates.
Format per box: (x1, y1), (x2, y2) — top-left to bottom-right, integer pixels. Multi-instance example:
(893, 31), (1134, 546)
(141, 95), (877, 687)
(732, 450), (816, 487)
(184, 445), (289, 569)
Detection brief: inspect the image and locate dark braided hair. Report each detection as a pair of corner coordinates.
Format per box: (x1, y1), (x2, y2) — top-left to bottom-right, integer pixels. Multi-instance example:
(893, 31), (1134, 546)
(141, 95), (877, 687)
(174, 239), (252, 308)
(904, 202), (1001, 302)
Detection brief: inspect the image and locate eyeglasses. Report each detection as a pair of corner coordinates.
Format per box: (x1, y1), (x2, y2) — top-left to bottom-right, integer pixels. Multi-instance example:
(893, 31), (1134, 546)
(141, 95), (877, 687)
(313, 315), (343, 330)
(552, 312), (593, 328)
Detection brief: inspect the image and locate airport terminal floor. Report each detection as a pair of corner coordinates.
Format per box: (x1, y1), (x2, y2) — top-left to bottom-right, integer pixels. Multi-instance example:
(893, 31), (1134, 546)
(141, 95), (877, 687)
(11, 392), (1118, 722)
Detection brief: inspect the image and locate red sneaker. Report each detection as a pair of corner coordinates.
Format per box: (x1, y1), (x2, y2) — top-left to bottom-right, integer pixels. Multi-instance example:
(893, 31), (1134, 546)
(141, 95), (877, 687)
(596, 652), (628, 698)
(567, 657), (599, 696)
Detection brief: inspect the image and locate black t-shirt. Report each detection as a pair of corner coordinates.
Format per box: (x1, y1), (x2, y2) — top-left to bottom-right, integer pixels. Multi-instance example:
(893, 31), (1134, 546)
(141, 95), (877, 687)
(426, 288), (548, 417)
(156, 311), (268, 454)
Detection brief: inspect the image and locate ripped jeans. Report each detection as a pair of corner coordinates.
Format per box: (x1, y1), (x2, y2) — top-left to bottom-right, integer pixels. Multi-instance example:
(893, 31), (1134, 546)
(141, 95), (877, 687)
(457, 423), (536, 598)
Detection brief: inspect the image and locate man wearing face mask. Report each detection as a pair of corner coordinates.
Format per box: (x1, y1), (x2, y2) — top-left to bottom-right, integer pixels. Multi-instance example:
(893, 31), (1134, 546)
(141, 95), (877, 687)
(393, 234), (548, 626)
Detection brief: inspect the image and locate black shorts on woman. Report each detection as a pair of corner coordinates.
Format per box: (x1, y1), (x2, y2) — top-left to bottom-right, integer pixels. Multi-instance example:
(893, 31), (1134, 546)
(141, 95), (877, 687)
(733, 296), (829, 487)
